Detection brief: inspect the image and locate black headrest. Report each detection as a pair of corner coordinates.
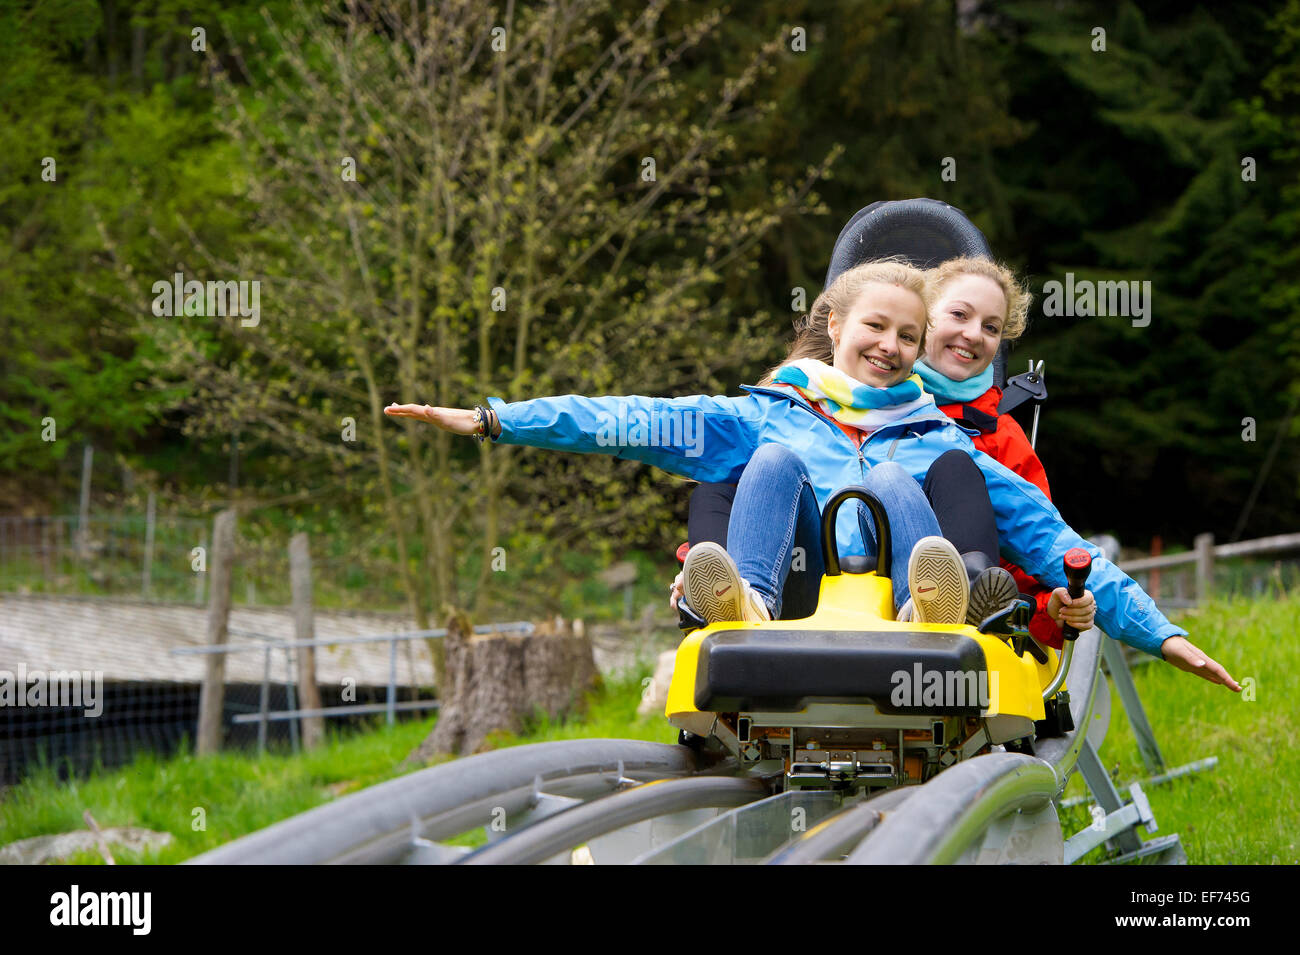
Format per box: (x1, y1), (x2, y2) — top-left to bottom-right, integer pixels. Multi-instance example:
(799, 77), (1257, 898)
(824, 198), (992, 286)
(823, 198), (1007, 388)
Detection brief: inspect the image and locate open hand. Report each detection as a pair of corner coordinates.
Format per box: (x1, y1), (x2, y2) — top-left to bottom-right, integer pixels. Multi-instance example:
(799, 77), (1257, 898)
(384, 403), (480, 435)
(1160, 636), (1241, 691)
(1047, 587), (1096, 632)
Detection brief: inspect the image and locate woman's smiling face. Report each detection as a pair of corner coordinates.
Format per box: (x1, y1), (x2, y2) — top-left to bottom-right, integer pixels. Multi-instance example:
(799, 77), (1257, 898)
(828, 282), (926, 388)
(924, 273), (1007, 381)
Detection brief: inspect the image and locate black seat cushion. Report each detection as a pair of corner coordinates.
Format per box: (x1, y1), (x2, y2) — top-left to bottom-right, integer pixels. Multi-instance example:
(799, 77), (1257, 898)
(694, 628), (988, 715)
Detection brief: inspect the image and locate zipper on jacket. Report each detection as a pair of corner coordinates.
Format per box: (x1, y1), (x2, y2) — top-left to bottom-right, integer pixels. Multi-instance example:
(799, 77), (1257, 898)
(742, 384), (950, 479)
(744, 385), (868, 462)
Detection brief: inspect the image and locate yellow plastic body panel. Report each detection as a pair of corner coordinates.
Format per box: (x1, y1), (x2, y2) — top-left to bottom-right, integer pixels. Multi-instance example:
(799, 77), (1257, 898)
(666, 571), (1060, 725)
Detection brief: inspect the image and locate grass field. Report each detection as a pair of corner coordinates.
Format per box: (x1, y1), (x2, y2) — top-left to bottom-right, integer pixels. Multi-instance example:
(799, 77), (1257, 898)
(0, 596), (1295, 864)
(1059, 595), (1299, 864)
(0, 669), (674, 864)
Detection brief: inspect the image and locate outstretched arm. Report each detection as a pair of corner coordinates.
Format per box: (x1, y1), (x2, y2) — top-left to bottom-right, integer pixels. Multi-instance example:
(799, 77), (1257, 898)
(386, 392), (763, 484)
(966, 445), (1239, 692)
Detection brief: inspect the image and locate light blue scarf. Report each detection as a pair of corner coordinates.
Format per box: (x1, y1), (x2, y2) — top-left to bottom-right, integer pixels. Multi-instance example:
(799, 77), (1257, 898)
(913, 358), (994, 404)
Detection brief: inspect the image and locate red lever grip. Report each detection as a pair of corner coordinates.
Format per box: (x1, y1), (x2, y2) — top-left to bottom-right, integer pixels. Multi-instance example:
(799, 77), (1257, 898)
(1060, 548), (1092, 641)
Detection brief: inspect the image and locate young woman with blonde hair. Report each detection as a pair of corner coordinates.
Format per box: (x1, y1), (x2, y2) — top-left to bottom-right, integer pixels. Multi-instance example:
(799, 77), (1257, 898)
(385, 260), (1238, 690)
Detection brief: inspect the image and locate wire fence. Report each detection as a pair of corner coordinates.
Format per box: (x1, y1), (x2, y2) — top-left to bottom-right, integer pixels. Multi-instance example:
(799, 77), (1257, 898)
(0, 675), (428, 787)
(3, 508), (1295, 787)
(0, 512), (411, 611)
(0, 583), (436, 786)
(172, 622), (532, 754)
(0, 514), (208, 603)
(6, 513), (1294, 612)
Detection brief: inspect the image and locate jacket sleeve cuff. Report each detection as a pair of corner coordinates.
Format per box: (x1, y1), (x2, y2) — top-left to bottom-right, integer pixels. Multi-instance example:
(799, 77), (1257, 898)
(486, 397), (511, 442)
(1131, 621), (1188, 658)
(1029, 610), (1063, 650)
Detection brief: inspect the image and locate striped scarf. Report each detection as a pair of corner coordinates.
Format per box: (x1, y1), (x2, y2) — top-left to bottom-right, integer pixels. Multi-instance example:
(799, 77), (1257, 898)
(770, 359), (936, 431)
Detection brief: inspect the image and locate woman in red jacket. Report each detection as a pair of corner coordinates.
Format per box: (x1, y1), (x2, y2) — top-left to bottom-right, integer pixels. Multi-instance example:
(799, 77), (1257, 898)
(913, 256), (1089, 649)
(670, 256), (1097, 647)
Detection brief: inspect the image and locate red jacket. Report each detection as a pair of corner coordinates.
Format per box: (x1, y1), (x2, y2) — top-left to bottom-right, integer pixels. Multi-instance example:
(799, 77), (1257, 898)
(938, 387), (1063, 650)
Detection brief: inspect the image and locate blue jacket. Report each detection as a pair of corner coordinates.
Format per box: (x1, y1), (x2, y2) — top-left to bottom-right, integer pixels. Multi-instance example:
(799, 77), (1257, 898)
(488, 387), (1184, 657)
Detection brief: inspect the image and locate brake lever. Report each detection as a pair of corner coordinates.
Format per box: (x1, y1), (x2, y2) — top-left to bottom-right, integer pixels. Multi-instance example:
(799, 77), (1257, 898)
(978, 598), (1047, 663)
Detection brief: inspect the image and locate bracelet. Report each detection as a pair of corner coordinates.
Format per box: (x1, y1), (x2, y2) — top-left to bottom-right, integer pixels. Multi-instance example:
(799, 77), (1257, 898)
(473, 405), (496, 443)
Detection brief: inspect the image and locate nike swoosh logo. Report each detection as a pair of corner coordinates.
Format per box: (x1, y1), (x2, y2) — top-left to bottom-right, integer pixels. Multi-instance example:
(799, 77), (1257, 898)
(917, 586), (936, 594)
(715, 586), (732, 597)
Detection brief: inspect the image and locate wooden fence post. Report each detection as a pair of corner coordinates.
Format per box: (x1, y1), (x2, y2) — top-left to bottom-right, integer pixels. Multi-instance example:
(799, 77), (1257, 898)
(1194, 533), (1215, 604)
(290, 532), (324, 749)
(142, 490), (156, 599)
(197, 509), (236, 755)
(194, 526), (207, 605)
(77, 444), (93, 560)
(1149, 535), (1162, 600)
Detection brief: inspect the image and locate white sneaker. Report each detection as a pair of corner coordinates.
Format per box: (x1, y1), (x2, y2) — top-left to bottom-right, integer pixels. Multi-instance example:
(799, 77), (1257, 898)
(907, 536), (968, 625)
(682, 542), (771, 624)
(897, 597), (915, 623)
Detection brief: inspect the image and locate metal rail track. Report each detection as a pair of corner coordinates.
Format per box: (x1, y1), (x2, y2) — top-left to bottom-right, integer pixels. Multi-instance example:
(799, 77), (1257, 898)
(843, 752), (1060, 863)
(186, 739), (696, 864)
(833, 626), (1105, 864)
(458, 776), (771, 865)
(764, 787), (919, 864)
(756, 626), (1106, 865)
(191, 625), (1178, 865)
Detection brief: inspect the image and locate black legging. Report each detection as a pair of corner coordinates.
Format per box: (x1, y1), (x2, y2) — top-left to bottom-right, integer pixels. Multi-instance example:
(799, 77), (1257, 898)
(921, 449), (1000, 562)
(687, 449), (998, 563)
(686, 482), (736, 549)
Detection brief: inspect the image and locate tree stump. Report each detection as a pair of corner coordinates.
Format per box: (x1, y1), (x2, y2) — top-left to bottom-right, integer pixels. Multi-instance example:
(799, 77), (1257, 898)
(408, 613), (599, 762)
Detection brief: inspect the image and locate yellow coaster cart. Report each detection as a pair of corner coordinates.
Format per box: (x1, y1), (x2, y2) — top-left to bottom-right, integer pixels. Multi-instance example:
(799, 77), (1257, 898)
(665, 486), (1084, 793)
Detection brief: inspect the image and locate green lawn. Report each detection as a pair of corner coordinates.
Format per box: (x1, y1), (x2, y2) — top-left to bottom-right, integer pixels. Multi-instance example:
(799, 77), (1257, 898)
(1, 596), (1295, 864)
(1059, 594), (1299, 864)
(0, 669), (674, 864)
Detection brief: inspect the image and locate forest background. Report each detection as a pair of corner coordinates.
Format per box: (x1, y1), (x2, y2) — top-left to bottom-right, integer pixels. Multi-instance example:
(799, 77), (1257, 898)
(3, 0), (1298, 626)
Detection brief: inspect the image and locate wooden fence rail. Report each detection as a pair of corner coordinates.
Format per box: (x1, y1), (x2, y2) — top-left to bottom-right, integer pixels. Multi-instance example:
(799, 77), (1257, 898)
(1118, 531), (1300, 604)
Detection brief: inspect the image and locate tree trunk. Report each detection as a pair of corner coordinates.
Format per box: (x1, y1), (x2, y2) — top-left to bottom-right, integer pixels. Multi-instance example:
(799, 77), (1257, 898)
(409, 613), (598, 762)
(131, 23), (145, 92)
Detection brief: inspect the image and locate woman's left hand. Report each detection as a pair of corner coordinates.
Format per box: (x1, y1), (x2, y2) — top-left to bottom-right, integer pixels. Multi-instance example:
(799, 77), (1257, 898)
(1046, 586), (1095, 631)
(1160, 636), (1241, 691)
(668, 571), (684, 611)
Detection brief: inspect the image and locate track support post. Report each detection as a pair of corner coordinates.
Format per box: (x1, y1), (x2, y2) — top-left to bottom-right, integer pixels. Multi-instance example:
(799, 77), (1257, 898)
(1067, 739), (1186, 864)
(1101, 638), (1165, 774)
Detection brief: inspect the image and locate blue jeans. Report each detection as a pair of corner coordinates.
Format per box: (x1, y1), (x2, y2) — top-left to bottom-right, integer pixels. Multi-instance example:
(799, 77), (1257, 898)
(725, 443), (943, 617)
